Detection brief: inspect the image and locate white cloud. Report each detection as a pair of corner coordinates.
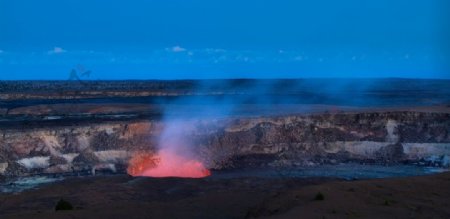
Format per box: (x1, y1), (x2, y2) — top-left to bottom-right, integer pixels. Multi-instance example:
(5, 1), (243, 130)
(48, 47), (67, 54)
(167, 46), (187, 53)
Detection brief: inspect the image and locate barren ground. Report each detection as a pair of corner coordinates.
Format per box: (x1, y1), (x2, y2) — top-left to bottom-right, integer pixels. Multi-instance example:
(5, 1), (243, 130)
(0, 172), (449, 219)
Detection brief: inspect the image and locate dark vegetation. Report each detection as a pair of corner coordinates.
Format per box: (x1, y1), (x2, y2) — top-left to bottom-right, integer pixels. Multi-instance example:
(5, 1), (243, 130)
(55, 199), (73, 211)
(314, 192), (325, 201)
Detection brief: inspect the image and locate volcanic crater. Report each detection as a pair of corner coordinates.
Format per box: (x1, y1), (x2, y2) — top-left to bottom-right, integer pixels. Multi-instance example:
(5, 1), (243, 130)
(0, 79), (449, 218)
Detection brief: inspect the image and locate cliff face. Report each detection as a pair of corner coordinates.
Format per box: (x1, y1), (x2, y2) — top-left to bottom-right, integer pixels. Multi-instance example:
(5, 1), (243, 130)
(0, 111), (449, 177)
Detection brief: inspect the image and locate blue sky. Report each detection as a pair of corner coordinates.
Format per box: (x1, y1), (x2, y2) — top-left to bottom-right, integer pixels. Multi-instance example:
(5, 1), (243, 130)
(0, 0), (449, 79)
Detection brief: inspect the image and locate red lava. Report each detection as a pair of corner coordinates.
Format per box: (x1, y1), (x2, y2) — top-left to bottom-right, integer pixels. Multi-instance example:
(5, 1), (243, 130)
(127, 149), (211, 178)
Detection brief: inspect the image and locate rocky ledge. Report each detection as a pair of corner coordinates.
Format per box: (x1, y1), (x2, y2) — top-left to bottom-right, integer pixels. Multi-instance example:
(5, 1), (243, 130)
(0, 110), (449, 178)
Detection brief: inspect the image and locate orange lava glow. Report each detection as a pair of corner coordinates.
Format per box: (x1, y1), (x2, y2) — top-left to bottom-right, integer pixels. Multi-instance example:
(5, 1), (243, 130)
(127, 149), (211, 178)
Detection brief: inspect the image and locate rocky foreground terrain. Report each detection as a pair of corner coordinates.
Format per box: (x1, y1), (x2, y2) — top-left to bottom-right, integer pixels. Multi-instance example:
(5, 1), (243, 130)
(1, 170), (450, 218)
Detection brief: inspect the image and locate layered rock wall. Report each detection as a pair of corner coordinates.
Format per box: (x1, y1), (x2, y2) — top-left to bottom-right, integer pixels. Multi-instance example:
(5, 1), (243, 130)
(0, 111), (449, 177)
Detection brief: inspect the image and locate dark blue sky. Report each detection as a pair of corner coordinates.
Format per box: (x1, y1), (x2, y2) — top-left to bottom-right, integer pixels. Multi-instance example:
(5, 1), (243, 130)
(0, 0), (449, 79)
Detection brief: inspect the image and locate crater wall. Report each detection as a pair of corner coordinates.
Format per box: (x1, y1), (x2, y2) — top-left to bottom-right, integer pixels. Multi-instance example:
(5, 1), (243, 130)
(0, 111), (449, 177)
